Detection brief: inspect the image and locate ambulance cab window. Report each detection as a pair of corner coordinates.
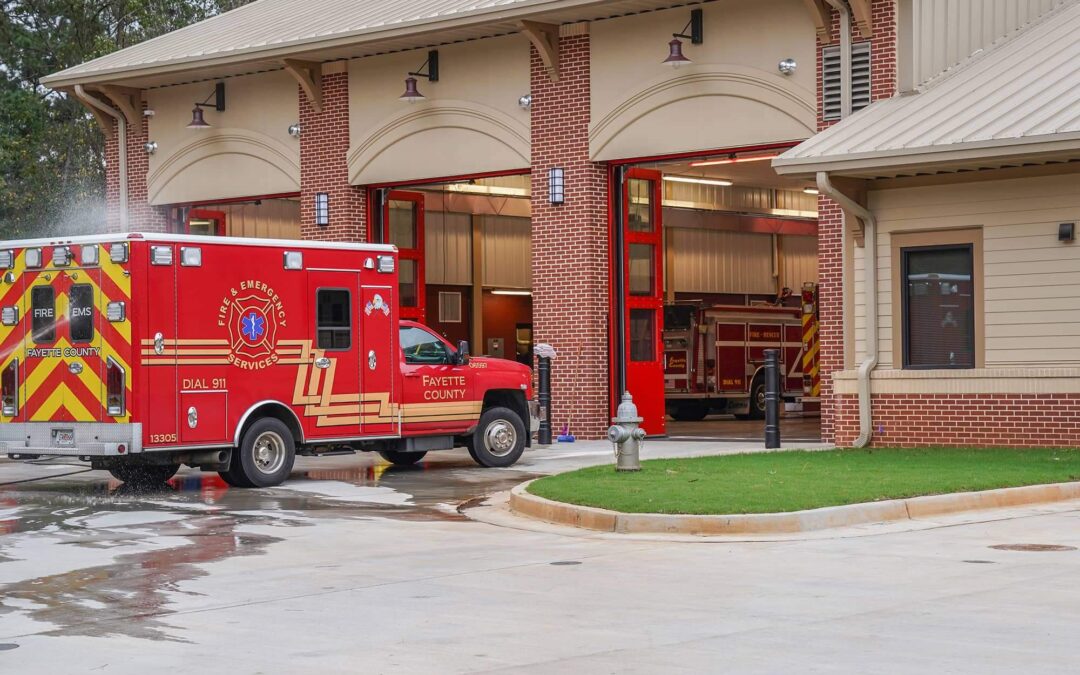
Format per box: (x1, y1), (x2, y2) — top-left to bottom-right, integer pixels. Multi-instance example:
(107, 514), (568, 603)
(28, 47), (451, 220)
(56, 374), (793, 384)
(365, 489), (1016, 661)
(69, 284), (94, 343)
(31, 286), (55, 343)
(316, 289), (351, 350)
(400, 326), (450, 365)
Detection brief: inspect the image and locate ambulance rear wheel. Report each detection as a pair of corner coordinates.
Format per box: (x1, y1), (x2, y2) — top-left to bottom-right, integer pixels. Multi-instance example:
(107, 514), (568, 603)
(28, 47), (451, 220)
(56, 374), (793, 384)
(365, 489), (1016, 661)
(226, 418), (296, 488)
(378, 450), (427, 466)
(468, 407), (526, 468)
(109, 463), (179, 486)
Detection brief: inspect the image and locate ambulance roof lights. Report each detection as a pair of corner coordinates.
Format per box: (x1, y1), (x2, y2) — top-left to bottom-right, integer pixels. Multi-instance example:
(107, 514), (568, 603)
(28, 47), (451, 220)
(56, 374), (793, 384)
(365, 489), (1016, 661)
(0, 250), (12, 269)
(52, 246), (71, 267)
(24, 248), (42, 269)
(180, 246), (202, 267)
(1, 306), (17, 326)
(108, 242), (129, 264)
(283, 251), (304, 270)
(377, 256), (395, 274)
(151, 246), (173, 266)
(106, 301), (126, 323)
(81, 245), (99, 266)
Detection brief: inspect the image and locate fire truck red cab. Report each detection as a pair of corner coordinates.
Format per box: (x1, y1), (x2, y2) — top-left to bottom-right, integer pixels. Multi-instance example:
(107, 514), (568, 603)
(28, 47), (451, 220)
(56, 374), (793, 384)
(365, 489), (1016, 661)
(0, 233), (537, 487)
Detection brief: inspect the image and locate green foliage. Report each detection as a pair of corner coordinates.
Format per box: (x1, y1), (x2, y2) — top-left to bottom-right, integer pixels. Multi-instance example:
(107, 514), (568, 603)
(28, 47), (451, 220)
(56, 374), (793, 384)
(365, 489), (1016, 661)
(0, 0), (251, 238)
(528, 447), (1080, 515)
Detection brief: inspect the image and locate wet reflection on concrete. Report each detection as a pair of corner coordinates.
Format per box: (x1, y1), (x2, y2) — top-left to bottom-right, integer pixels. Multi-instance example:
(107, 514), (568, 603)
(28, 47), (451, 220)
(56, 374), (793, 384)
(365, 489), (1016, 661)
(0, 454), (540, 642)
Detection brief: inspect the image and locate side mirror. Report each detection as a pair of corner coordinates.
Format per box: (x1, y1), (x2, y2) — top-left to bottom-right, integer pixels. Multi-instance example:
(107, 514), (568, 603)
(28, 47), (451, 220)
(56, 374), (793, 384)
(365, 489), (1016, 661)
(455, 340), (470, 366)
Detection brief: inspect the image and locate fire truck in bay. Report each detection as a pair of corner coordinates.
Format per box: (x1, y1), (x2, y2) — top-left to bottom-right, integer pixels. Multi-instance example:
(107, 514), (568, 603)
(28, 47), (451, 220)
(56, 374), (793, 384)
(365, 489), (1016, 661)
(0, 234), (538, 487)
(663, 298), (815, 421)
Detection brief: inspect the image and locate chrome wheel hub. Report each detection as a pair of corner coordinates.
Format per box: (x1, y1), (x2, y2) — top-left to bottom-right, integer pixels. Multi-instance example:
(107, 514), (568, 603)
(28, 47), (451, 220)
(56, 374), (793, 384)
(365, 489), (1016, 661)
(252, 431), (286, 474)
(483, 420), (517, 457)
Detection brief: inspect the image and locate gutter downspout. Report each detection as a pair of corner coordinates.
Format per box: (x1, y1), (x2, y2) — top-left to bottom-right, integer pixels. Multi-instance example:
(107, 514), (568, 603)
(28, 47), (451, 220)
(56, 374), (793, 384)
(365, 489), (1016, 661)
(75, 85), (128, 232)
(823, 0), (853, 119)
(817, 171), (876, 448)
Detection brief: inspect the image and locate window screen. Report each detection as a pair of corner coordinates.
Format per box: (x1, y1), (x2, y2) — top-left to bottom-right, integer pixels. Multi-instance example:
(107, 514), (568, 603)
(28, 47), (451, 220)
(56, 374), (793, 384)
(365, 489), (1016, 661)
(69, 284), (94, 343)
(629, 308), (656, 362)
(903, 245), (974, 369)
(316, 289), (351, 350)
(438, 292), (462, 323)
(31, 286), (55, 343)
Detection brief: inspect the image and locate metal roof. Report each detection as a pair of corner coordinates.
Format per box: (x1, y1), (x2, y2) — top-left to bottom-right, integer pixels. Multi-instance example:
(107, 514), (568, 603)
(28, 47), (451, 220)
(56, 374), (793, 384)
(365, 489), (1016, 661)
(43, 0), (688, 89)
(774, 0), (1080, 178)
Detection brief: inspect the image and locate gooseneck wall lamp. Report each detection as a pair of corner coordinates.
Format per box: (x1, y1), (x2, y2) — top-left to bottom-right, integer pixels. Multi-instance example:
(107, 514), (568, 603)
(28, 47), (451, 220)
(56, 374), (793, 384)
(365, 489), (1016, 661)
(187, 82), (226, 129)
(662, 8), (703, 68)
(400, 50), (439, 103)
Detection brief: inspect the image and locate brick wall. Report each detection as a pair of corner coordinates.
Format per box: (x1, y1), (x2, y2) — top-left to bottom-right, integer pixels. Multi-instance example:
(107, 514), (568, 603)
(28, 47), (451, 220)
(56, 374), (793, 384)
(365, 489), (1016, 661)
(299, 71), (366, 242)
(835, 394), (1080, 448)
(530, 33), (610, 440)
(104, 104), (170, 233)
(816, 0), (897, 445)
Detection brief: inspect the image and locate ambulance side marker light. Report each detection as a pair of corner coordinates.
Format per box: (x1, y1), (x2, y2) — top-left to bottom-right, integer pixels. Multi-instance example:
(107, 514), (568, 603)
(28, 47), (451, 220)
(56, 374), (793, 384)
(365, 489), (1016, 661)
(283, 251), (303, 270)
(0, 250), (12, 268)
(151, 246), (173, 266)
(106, 302), (126, 322)
(81, 245), (99, 266)
(25, 248), (42, 268)
(1, 306), (17, 326)
(180, 247), (202, 267)
(377, 256), (395, 273)
(52, 246), (71, 267)
(1, 359), (17, 417)
(106, 357), (125, 417)
(109, 242), (129, 263)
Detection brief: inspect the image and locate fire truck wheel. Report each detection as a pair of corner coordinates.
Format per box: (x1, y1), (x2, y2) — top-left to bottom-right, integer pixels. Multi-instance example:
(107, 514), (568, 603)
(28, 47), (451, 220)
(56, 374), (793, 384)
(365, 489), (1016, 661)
(468, 407), (526, 468)
(108, 463), (179, 486)
(229, 417), (296, 488)
(378, 450), (427, 466)
(743, 374), (768, 421)
(670, 403), (709, 422)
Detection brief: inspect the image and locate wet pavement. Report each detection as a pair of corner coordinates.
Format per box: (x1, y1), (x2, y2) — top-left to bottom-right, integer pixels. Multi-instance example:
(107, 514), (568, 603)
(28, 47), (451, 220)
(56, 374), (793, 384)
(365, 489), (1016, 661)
(5, 438), (1080, 674)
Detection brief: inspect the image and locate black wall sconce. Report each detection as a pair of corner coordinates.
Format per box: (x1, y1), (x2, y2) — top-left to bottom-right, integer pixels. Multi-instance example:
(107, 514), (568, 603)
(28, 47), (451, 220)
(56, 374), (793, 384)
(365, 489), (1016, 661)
(187, 82), (226, 129)
(662, 8), (703, 68)
(548, 167), (565, 205)
(400, 50), (439, 103)
(315, 192), (329, 226)
(1059, 222), (1075, 243)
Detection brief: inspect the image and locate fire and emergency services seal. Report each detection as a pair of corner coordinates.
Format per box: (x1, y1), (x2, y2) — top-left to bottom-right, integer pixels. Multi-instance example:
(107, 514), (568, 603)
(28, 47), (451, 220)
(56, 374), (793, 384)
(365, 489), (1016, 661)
(218, 281), (287, 370)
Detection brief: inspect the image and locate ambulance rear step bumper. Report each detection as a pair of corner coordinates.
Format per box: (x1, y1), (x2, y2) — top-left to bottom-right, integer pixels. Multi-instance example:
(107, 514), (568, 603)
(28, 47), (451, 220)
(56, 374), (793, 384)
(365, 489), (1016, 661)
(0, 423), (143, 457)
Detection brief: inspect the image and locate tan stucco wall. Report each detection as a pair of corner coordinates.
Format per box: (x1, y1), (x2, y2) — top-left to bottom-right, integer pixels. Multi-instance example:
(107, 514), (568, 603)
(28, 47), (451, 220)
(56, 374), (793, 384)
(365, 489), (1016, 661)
(347, 35), (531, 186)
(589, 0), (816, 162)
(146, 70), (300, 205)
(853, 172), (1080, 374)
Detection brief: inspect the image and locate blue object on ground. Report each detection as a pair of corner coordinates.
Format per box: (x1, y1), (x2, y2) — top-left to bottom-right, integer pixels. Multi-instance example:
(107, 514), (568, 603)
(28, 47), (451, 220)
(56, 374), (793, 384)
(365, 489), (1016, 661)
(557, 434), (576, 443)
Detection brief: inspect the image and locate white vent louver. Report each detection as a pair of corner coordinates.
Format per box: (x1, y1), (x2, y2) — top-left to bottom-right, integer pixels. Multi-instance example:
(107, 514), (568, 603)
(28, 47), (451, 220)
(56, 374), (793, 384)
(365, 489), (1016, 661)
(822, 41), (872, 122)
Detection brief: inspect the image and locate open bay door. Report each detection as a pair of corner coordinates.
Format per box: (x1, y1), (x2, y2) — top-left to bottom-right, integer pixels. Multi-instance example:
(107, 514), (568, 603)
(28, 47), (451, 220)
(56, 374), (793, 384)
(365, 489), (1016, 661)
(620, 169), (665, 435)
(382, 191), (425, 322)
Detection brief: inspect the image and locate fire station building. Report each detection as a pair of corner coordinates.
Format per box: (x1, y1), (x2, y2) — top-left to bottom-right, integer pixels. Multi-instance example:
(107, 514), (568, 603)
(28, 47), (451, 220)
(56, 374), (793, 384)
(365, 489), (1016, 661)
(42, 0), (1080, 446)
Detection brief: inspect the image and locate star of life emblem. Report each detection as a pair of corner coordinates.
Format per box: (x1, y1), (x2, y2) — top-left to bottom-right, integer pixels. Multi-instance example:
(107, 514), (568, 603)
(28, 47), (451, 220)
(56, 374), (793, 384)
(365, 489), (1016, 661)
(228, 294), (278, 360)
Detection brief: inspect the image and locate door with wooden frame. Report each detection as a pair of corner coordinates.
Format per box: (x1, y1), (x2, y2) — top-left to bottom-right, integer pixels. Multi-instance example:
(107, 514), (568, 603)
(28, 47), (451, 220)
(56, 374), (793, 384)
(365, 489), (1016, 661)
(622, 169), (666, 435)
(382, 192), (425, 322)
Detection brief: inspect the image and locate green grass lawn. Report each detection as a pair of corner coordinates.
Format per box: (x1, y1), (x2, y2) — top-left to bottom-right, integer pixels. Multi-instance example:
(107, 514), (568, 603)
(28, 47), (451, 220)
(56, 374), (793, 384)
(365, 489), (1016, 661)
(526, 447), (1080, 515)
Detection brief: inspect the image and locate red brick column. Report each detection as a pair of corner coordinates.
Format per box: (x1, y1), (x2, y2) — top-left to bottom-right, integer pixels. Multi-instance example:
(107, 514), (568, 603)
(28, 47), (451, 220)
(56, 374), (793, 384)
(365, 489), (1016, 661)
(104, 105), (170, 233)
(299, 69), (366, 242)
(816, 0), (897, 445)
(530, 31), (610, 440)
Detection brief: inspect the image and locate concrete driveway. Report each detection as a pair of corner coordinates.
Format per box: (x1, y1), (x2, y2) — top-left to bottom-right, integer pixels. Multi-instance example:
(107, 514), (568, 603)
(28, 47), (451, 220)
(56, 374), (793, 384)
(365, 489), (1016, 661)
(1, 440), (1078, 673)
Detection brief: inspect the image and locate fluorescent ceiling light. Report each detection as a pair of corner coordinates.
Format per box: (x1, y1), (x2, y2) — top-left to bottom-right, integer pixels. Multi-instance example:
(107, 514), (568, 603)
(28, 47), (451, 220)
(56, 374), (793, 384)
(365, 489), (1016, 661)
(803, 187), (820, 195)
(663, 175), (733, 187)
(690, 154), (779, 167)
(445, 183), (530, 198)
(491, 289), (532, 296)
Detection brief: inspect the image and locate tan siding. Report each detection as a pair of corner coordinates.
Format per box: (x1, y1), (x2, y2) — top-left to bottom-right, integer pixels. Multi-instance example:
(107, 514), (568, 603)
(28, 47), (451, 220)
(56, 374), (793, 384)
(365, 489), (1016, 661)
(780, 235), (818, 288)
(669, 228), (774, 295)
(859, 173), (1080, 368)
(215, 199), (300, 239)
(911, 0), (1065, 86)
(426, 211), (473, 286)
(481, 216), (531, 289)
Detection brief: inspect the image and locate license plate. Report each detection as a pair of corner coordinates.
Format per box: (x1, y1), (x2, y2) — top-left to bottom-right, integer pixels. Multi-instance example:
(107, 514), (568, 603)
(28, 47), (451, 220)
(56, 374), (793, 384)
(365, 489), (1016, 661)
(53, 429), (75, 447)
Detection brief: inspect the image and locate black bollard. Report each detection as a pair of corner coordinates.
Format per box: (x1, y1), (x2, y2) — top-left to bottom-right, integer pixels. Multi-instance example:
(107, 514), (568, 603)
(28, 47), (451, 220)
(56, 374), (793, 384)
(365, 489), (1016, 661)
(537, 355), (552, 445)
(764, 349), (781, 449)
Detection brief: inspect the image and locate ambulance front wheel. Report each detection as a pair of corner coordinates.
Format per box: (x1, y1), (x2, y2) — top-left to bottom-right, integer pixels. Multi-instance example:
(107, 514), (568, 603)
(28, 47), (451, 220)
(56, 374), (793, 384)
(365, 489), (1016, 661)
(224, 417), (296, 488)
(468, 407), (526, 468)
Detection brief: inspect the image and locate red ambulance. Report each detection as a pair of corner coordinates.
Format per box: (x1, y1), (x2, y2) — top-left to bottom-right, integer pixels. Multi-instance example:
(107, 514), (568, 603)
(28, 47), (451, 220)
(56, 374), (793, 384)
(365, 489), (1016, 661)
(0, 233), (538, 487)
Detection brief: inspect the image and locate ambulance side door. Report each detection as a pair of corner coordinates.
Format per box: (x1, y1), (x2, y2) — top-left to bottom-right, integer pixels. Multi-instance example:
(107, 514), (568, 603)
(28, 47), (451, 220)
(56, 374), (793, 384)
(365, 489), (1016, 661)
(399, 324), (473, 434)
(144, 244), (178, 446)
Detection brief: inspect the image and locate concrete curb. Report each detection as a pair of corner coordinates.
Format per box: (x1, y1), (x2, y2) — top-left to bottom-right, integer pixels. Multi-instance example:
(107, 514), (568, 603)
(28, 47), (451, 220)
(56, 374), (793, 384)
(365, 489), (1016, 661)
(509, 480), (1080, 535)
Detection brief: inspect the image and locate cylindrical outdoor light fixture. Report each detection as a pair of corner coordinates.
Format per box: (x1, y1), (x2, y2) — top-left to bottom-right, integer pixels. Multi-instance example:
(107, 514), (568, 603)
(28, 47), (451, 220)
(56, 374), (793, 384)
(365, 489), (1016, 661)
(548, 167), (565, 205)
(314, 192), (329, 226)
